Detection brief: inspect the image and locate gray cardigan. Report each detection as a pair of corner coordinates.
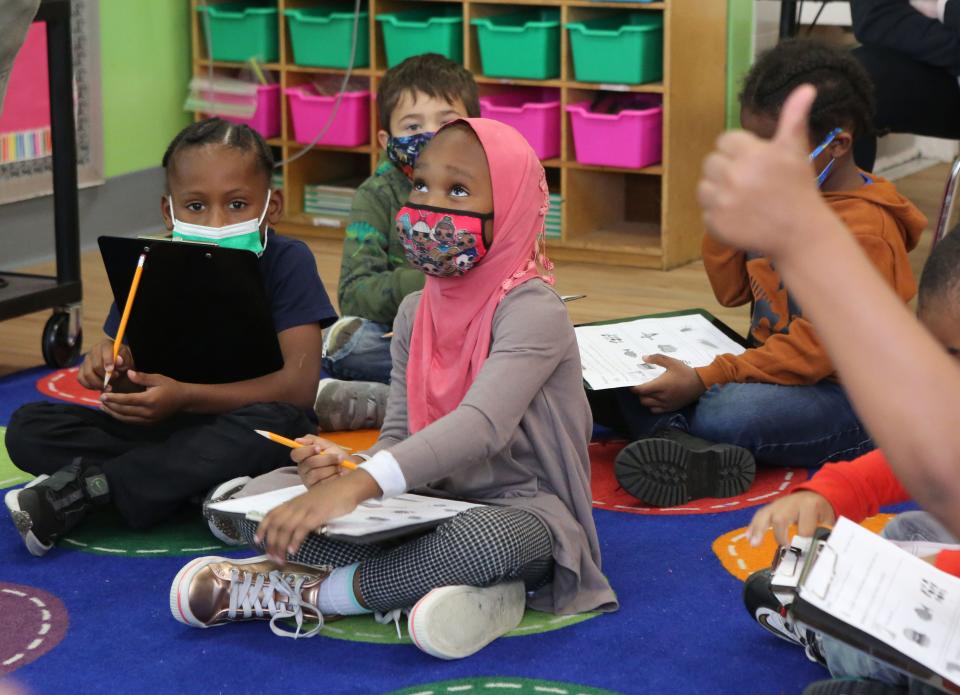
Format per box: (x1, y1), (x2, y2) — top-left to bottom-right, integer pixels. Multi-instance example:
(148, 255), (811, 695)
(370, 280), (618, 616)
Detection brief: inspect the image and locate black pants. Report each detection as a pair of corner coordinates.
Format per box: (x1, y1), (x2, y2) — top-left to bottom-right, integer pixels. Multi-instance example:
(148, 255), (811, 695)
(852, 44), (960, 171)
(4, 401), (314, 529)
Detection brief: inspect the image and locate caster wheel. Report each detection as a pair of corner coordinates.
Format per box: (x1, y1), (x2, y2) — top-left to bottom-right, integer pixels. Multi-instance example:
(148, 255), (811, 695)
(42, 312), (83, 368)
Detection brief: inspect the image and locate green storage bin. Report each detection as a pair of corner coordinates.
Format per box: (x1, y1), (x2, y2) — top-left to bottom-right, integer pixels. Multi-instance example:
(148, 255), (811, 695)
(285, 6), (370, 68)
(472, 10), (560, 80)
(198, 3), (279, 63)
(377, 8), (463, 68)
(567, 13), (663, 85)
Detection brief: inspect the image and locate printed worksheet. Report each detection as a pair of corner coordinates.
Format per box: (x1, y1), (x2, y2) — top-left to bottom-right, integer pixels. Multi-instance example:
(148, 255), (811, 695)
(800, 517), (960, 681)
(575, 314), (746, 390)
(208, 487), (482, 538)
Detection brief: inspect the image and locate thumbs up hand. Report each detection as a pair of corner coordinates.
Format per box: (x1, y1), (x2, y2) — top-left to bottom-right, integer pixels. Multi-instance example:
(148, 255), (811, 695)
(698, 85), (823, 259)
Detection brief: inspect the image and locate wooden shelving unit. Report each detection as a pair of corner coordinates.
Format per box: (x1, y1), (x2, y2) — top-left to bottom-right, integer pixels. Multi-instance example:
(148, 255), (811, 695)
(189, 0), (726, 268)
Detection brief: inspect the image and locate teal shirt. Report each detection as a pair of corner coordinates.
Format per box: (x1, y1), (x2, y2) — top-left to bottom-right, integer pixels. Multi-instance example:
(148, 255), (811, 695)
(337, 161), (425, 325)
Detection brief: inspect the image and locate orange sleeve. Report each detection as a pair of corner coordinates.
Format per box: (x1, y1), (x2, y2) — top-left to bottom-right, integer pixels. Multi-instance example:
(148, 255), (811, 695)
(792, 449), (911, 523)
(696, 222), (912, 388)
(701, 234), (752, 308)
(696, 315), (834, 387)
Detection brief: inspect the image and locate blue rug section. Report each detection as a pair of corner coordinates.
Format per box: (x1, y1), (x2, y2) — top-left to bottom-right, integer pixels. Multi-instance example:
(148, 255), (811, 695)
(0, 366), (59, 426)
(0, 367), (905, 694)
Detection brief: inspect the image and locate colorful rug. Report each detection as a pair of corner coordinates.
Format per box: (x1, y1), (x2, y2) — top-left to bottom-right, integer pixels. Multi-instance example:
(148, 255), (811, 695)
(0, 367), (914, 694)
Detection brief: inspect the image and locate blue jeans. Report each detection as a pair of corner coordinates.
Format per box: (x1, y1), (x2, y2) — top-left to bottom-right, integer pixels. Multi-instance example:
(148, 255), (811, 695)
(819, 512), (956, 693)
(600, 381), (873, 468)
(322, 318), (393, 384)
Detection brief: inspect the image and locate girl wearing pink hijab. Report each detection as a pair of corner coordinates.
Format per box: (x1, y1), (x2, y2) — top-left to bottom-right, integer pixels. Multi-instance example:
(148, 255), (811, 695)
(171, 119), (618, 659)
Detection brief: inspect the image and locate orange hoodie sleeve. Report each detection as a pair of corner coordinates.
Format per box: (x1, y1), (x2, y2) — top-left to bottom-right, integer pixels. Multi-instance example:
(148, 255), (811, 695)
(701, 234), (752, 308)
(696, 200), (915, 388)
(792, 449), (911, 523)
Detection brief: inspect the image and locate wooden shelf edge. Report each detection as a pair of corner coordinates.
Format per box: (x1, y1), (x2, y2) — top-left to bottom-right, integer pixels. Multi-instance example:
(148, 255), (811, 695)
(547, 243), (663, 269)
(564, 162), (663, 175)
(565, 0), (664, 8)
(565, 81), (665, 93)
(276, 219), (347, 241)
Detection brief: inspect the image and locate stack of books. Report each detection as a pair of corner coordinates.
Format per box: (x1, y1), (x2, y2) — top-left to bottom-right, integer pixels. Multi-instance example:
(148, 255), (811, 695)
(303, 180), (360, 225)
(271, 171), (283, 191)
(546, 193), (562, 240)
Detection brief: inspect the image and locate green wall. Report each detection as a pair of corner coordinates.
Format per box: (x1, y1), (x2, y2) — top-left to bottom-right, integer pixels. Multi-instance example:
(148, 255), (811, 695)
(726, 0), (754, 129)
(100, 0), (192, 177)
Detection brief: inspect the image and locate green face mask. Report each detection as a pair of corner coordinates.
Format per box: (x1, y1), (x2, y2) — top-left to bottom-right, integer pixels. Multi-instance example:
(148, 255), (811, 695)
(168, 193), (271, 255)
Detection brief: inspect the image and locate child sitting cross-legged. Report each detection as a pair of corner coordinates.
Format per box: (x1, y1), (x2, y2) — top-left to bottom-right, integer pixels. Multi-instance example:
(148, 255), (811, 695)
(606, 39), (927, 507)
(743, 229), (960, 695)
(314, 53), (480, 432)
(4, 119), (337, 556)
(170, 119), (619, 659)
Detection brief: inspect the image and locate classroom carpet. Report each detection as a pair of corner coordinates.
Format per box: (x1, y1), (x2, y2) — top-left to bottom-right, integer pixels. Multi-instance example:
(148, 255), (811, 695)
(0, 366), (911, 695)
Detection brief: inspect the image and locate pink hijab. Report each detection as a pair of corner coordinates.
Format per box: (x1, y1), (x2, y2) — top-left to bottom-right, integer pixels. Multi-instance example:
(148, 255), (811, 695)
(406, 118), (555, 433)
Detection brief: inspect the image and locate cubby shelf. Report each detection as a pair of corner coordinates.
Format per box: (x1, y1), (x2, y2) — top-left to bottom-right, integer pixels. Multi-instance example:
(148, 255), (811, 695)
(190, 0), (726, 268)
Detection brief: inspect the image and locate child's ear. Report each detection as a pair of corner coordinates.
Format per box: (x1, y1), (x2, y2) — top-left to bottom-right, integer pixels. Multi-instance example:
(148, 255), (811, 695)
(160, 195), (174, 231)
(266, 189), (284, 225)
(377, 129), (390, 151)
(830, 130), (854, 159)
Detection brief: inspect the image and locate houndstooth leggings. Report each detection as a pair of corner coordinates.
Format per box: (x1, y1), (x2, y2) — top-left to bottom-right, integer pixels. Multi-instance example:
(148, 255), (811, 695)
(235, 505), (554, 612)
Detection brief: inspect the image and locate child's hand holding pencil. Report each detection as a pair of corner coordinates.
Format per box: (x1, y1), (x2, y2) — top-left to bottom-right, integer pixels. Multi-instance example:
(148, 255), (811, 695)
(255, 430), (356, 487)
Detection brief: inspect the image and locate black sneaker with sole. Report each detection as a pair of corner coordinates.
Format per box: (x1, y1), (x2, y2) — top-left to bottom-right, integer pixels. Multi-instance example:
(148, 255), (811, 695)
(4, 459), (110, 557)
(744, 568), (826, 666)
(614, 428), (756, 507)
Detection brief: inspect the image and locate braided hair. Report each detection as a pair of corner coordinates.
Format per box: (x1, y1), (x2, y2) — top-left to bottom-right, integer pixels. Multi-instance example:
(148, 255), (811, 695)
(740, 39), (875, 141)
(162, 118), (274, 187)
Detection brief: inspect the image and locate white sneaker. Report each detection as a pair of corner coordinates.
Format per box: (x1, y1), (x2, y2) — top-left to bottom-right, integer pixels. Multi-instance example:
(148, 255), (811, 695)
(408, 581), (526, 660)
(313, 378), (389, 432)
(5, 475), (52, 557)
(202, 476), (251, 545)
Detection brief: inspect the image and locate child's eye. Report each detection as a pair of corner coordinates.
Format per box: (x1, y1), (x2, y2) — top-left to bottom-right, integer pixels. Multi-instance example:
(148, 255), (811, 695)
(228, 200), (248, 211)
(412, 180), (428, 193)
(186, 202), (204, 212)
(450, 184), (469, 198)
(406, 123), (421, 133)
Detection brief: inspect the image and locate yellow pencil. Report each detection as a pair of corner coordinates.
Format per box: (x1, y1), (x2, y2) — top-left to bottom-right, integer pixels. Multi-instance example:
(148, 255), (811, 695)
(254, 429), (357, 469)
(104, 252), (146, 390)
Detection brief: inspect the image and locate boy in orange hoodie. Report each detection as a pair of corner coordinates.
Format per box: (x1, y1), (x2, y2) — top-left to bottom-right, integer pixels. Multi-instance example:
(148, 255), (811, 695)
(611, 40), (928, 507)
(742, 228), (960, 693)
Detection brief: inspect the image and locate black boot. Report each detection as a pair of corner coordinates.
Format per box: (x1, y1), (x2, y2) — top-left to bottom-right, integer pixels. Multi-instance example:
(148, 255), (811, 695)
(4, 459), (110, 556)
(614, 428), (756, 506)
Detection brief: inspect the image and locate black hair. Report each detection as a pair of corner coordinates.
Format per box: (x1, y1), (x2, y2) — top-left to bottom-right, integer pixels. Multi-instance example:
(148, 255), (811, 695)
(740, 39), (875, 141)
(162, 118), (274, 187)
(377, 53), (480, 130)
(919, 225), (960, 310)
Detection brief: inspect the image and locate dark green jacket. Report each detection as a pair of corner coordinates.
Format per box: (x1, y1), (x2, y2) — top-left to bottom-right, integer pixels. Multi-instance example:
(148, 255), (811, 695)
(337, 160), (425, 324)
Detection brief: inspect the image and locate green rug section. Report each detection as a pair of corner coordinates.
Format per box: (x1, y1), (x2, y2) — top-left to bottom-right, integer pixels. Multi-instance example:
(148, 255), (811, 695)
(317, 609), (598, 645)
(387, 677), (621, 695)
(59, 506), (233, 557)
(0, 427), (33, 489)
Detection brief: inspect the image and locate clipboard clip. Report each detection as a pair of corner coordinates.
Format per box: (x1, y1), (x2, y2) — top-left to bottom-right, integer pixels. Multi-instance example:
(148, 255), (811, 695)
(798, 540), (839, 601)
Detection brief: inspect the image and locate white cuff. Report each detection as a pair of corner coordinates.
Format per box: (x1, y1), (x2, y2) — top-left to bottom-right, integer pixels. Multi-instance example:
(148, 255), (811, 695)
(358, 450), (407, 499)
(939, 0), (949, 21)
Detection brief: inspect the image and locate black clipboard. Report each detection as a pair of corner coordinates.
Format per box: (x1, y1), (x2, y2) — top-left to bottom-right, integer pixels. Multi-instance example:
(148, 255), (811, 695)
(98, 236), (284, 385)
(575, 308), (748, 391)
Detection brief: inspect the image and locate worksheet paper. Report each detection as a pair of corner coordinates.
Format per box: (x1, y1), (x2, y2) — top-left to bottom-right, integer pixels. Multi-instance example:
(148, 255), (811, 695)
(207, 486), (482, 538)
(800, 517), (960, 681)
(575, 314), (746, 390)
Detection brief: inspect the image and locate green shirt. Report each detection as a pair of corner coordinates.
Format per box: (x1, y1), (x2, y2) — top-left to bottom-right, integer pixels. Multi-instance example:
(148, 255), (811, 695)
(337, 160), (425, 325)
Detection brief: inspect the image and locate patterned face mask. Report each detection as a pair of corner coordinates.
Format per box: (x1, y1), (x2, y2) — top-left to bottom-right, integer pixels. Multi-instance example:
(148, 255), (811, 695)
(396, 204), (492, 277)
(386, 132), (435, 179)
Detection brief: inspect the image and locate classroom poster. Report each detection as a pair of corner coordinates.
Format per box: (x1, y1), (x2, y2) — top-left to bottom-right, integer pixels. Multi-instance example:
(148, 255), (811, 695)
(0, 0), (103, 204)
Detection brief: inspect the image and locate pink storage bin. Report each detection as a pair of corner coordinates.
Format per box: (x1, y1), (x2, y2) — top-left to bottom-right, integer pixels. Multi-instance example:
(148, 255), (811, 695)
(566, 95), (662, 169)
(205, 84), (281, 139)
(285, 86), (370, 147)
(480, 88), (560, 160)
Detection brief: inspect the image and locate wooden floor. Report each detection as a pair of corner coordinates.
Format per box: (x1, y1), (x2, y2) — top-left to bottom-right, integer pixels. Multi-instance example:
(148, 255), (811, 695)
(0, 163), (947, 378)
